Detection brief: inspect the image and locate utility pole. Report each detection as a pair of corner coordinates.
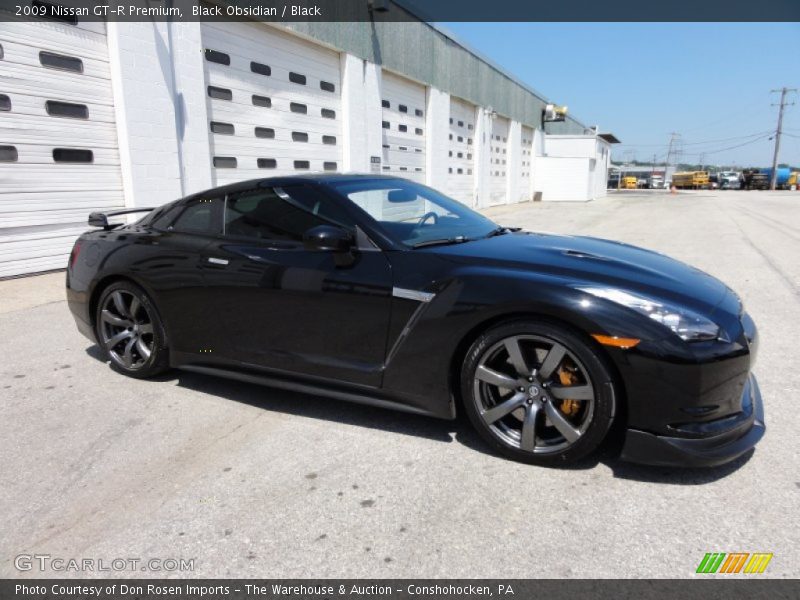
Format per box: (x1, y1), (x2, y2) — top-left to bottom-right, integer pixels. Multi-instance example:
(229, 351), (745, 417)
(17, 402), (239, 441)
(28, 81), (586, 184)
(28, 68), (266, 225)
(665, 132), (680, 184)
(770, 87), (797, 190)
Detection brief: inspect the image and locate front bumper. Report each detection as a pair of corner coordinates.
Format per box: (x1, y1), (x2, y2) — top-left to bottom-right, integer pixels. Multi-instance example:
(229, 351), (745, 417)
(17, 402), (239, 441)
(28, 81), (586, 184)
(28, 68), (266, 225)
(621, 374), (765, 467)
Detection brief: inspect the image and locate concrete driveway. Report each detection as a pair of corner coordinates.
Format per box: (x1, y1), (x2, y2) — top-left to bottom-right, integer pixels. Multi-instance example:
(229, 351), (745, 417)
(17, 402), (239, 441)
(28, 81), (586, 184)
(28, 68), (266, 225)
(1, 189), (798, 578)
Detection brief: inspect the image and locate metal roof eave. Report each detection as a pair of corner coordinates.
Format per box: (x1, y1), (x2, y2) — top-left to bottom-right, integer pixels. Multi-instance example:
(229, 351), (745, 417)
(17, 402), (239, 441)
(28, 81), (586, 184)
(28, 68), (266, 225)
(393, 1), (591, 130)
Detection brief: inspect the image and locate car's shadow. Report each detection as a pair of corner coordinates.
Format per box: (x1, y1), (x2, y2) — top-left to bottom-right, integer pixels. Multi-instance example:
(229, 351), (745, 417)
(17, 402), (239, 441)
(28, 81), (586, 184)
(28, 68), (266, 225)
(605, 449), (754, 484)
(177, 368), (459, 444)
(84, 346), (754, 484)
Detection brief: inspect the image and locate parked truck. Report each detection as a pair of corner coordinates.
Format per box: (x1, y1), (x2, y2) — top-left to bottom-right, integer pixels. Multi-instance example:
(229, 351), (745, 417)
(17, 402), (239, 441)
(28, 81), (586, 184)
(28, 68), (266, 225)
(743, 169), (769, 190)
(717, 171), (741, 190)
(672, 171), (710, 189)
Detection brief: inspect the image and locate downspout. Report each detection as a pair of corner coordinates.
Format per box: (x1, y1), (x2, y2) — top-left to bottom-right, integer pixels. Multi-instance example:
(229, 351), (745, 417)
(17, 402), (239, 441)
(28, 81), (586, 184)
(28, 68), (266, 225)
(165, 1), (186, 197)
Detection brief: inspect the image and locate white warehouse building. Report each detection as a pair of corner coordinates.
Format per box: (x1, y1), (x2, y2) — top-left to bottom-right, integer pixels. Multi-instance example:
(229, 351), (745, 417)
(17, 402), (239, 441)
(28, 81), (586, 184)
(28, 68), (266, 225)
(0, 3), (617, 277)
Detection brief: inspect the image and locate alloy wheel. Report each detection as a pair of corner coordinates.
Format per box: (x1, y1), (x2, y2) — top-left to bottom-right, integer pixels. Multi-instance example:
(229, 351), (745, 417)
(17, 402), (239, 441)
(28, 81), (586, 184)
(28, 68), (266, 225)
(472, 334), (596, 454)
(99, 290), (154, 370)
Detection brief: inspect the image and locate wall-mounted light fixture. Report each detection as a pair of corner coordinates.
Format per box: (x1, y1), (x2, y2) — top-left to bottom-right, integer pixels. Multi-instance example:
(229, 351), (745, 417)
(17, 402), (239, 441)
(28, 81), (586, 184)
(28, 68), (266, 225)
(541, 103), (567, 129)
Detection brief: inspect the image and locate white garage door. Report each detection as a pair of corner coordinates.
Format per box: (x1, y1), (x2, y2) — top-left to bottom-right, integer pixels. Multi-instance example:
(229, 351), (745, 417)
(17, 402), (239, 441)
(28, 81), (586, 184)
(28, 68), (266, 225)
(380, 71), (426, 183)
(519, 125), (533, 201)
(446, 97), (476, 206)
(201, 20), (343, 186)
(489, 116), (509, 205)
(0, 19), (124, 278)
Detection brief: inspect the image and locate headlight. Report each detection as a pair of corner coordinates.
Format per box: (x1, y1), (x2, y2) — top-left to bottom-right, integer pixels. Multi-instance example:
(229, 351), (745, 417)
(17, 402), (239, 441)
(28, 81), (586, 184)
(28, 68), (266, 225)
(577, 287), (721, 342)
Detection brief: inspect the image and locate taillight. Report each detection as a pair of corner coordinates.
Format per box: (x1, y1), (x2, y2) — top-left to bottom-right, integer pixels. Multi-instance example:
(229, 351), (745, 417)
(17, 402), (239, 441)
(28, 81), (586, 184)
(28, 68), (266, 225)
(69, 241), (82, 269)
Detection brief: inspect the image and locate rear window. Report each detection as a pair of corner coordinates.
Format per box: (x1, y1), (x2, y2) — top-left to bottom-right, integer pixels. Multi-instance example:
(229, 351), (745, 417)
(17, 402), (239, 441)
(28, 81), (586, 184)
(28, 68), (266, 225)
(169, 198), (223, 235)
(149, 204), (182, 230)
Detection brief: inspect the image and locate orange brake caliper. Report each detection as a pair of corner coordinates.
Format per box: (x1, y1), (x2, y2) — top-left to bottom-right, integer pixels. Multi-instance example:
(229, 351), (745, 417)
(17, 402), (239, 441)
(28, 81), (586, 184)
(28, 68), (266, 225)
(557, 365), (581, 417)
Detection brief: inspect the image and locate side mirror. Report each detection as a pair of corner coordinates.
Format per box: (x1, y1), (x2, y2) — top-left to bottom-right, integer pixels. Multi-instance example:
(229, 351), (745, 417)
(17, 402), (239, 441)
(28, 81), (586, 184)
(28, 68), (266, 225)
(303, 225), (355, 253)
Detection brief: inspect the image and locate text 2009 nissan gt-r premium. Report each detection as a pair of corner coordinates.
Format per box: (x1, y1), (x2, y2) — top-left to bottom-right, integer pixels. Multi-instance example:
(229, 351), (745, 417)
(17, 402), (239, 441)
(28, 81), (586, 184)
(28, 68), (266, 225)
(66, 175), (764, 467)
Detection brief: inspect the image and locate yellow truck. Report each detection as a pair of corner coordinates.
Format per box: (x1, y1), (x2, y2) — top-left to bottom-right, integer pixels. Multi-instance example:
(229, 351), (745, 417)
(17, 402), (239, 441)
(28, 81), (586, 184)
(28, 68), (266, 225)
(620, 176), (638, 189)
(672, 171), (710, 189)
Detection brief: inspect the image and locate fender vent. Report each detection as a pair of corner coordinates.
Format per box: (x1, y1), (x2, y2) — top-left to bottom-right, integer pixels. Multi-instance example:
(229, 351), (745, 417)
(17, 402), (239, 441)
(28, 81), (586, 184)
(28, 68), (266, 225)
(562, 249), (605, 260)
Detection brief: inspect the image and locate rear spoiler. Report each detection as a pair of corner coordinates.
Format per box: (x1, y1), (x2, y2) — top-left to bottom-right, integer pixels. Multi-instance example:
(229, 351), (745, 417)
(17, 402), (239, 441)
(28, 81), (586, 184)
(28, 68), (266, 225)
(88, 207), (156, 230)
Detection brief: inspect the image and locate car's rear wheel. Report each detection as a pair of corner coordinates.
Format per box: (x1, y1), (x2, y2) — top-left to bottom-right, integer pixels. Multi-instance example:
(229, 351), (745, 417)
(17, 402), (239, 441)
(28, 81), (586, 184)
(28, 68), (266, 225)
(461, 320), (616, 466)
(95, 281), (169, 378)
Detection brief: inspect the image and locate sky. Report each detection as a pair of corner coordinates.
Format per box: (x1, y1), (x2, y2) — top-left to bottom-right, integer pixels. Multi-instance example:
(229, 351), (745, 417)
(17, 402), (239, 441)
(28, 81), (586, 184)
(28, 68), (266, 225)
(439, 23), (800, 168)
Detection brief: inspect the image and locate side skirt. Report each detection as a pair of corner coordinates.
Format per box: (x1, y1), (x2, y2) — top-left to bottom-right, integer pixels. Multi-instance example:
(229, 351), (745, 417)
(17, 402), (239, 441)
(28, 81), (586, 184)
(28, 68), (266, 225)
(177, 364), (444, 419)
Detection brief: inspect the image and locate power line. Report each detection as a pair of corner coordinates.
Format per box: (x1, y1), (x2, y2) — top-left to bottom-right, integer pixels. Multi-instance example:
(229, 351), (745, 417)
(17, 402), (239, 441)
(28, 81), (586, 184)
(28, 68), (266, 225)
(679, 134), (773, 158)
(677, 96), (767, 134)
(614, 132), (777, 164)
(675, 130), (773, 146)
(616, 130), (772, 148)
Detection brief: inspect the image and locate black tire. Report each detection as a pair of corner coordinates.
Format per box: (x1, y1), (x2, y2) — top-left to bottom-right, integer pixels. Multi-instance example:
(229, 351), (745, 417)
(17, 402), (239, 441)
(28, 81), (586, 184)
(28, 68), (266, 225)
(94, 280), (170, 379)
(460, 319), (616, 466)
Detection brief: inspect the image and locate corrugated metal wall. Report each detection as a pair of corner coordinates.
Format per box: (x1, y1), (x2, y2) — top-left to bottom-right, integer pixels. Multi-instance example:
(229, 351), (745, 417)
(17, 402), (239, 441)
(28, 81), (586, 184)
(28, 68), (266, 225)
(279, 19), (588, 134)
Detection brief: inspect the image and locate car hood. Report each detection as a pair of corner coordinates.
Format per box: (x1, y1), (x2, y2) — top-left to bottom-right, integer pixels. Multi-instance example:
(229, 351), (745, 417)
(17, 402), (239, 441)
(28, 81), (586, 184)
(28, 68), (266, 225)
(428, 231), (732, 313)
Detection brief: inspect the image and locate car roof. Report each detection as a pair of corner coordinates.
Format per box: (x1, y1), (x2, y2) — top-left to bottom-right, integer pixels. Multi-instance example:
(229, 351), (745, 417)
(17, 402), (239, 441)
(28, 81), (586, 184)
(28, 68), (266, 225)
(187, 173), (404, 200)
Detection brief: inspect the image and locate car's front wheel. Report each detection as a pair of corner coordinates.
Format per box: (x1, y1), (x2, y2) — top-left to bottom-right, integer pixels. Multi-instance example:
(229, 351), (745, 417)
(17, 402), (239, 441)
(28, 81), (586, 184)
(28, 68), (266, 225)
(461, 320), (617, 466)
(94, 281), (169, 378)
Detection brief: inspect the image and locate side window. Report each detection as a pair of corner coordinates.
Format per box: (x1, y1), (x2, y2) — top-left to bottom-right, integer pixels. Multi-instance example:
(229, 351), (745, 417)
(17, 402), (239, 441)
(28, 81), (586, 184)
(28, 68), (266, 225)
(224, 187), (352, 242)
(170, 198), (223, 235)
(279, 185), (355, 230)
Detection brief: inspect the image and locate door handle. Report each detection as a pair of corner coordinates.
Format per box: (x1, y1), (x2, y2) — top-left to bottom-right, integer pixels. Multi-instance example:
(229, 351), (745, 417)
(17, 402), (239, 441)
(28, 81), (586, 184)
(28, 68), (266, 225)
(207, 257), (229, 265)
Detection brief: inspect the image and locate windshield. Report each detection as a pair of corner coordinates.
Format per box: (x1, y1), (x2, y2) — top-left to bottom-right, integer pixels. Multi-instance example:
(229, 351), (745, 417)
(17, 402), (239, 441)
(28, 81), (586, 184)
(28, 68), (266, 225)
(329, 178), (499, 247)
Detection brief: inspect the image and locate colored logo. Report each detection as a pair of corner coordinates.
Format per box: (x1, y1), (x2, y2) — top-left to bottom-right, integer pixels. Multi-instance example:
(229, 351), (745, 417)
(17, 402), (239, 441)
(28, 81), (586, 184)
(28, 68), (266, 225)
(696, 552), (773, 574)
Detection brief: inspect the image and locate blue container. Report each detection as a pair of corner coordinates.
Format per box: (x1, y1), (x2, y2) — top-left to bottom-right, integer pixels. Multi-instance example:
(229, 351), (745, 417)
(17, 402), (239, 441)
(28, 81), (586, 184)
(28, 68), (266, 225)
(760, 167), (791, 185)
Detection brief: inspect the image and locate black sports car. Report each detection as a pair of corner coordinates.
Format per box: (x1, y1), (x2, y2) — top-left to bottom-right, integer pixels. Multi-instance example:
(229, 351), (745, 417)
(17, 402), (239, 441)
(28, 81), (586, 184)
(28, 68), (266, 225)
(66, 175), (764, 467)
